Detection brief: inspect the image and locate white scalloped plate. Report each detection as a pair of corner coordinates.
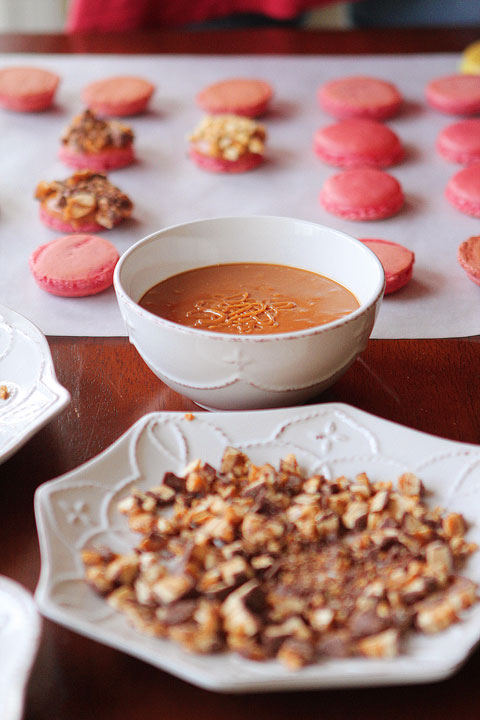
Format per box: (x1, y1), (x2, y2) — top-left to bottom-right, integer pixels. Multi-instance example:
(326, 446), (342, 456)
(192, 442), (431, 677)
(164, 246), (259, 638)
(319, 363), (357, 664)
(35, 403), (480, 692)
(0, 303), (70, 464)
(0, 576), (42, 720)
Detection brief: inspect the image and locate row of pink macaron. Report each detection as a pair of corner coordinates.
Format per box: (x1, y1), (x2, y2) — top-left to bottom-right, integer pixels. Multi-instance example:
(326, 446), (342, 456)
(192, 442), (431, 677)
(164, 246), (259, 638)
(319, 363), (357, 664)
(5, 64), (480, 120)
(0, 66), (273, 116)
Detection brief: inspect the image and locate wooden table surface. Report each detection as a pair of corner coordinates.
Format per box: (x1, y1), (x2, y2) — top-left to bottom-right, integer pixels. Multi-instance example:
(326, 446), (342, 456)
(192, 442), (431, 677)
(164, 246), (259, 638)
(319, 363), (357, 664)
(2, 26), (480, 720)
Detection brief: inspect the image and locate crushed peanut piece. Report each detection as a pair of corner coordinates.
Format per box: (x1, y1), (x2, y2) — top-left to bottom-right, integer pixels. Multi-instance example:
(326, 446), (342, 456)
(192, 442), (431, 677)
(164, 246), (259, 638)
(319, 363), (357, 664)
(61, 109), (134, 153)
(0, 385), (9, 400)
(35, 169), (133, 229)
(189, 114), (266, 161)
(82, 448), (478, 670)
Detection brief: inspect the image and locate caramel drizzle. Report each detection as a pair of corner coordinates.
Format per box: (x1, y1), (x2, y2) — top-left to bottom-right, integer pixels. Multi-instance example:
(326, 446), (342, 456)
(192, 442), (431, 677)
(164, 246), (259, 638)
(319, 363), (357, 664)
(186, 292), (296, 334)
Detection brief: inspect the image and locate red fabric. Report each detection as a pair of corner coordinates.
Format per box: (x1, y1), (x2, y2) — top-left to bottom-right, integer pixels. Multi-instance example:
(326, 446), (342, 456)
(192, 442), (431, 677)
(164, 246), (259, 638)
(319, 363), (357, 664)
(66, 0), (337, 32)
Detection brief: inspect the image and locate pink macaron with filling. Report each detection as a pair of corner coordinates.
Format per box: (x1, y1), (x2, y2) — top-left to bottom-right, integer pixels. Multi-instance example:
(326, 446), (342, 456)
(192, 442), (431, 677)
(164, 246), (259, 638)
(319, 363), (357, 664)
(314, 118), (404, 168)
(320, 168), (404, 221)
(82, 75), (154, 116)
(29, 234), (119, 297)
(426, 74), (480, 115)
(360, 238), (414, 294)
(446, 164), (480, 217)
(458, 236), (480, 286)
(0, 66), (59, 112)
(436, 119), (480, 165)
(195, 78), (273, 117)
(318, 76), (403, 120)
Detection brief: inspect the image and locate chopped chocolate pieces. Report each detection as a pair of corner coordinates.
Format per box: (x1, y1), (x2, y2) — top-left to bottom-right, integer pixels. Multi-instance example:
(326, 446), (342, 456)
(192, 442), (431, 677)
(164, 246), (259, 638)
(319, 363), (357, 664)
(35, 169), (133, 229)
(82, 447), (478, 670)
(61, 109), (134, 153)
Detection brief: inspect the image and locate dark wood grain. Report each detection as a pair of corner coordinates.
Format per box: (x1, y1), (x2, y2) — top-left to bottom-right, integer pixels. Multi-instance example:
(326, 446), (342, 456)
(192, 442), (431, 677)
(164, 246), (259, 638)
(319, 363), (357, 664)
(2, 28), (480, 720)
(0, 26), (479, 55)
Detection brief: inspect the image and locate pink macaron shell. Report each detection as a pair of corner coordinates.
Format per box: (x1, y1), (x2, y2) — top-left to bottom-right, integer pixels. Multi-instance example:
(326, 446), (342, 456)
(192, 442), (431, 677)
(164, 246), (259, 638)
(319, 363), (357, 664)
(445, 164), (480, 217)
(39, 205), (105, 234)
(29, 234), (119, 297)
(58, 144), (135, 171)
(0, 66), (59, 112)
(0, 90), (56, 112)
(320, 168), (404, 221)
(318, 76), (403, 120)
(189, 147), (263, 173)
(313, 119), (404, 168)
(195, 78), (273, 117)
(458, 236), (480, 286)
(83, 76), (154, 117)
(426, 74), (480, 115)
(360, 238), (415, 294)
(436, 119), (480, 165)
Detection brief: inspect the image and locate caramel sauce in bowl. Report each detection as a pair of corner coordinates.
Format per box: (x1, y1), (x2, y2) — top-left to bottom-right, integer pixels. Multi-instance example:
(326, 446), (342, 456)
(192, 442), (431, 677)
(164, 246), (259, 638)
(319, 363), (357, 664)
(114, 216), (385, 410)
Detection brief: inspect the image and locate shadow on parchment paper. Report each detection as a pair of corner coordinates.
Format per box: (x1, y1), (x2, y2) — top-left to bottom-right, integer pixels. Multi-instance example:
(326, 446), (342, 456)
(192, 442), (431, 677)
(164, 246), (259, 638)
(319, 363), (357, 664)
(264, 99), (299, 122)
(395, 99), (424, 121)
(397, 193), (428, 218)
(383, 268), (447, 302)
(261, 146), (298, 170)
(400, 143), (423, 165)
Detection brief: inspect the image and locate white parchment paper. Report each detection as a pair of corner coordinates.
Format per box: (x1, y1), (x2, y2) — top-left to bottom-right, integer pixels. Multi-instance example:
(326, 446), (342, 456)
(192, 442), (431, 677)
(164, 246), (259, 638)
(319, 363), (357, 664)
(0, 52), (478, 339)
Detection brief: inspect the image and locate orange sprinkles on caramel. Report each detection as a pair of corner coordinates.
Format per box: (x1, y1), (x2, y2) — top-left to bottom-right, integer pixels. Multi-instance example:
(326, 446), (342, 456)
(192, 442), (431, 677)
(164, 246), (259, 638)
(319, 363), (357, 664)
(138, 263), (359, 335)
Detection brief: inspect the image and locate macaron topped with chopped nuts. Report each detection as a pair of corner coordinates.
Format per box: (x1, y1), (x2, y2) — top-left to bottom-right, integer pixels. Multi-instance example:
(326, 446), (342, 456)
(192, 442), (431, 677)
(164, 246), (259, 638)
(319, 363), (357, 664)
(188, 114), (266, 173)
(34, 169), (133, 233)
(59, 109), (135, 171)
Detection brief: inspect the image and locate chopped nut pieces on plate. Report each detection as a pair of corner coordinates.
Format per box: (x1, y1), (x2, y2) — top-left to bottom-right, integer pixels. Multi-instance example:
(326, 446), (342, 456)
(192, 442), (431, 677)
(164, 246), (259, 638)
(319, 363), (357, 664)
(35, 169), (133, 232)
(188, 114), (266, 173)
(59, 109), (135, 170)
(34, 405), (480, 691)
(82, 447), (477, 671)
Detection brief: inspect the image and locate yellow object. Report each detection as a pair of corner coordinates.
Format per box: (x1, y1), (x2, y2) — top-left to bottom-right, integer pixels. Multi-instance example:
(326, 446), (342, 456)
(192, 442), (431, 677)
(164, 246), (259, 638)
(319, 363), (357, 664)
(460, 40), (480, 74)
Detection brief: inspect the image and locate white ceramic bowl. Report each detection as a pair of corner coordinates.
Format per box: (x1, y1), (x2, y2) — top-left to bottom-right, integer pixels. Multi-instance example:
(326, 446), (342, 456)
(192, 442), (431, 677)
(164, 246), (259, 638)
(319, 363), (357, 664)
(114, 216), (385, 410)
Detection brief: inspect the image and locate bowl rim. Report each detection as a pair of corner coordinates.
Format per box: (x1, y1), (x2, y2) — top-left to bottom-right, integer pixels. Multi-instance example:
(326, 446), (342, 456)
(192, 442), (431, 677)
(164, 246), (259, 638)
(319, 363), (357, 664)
(113, 215), (385, 341)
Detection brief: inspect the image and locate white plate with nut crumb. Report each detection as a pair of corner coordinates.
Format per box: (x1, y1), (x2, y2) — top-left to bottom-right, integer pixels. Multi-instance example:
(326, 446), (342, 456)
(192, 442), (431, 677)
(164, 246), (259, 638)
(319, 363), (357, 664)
(34, 403), (480, 692)
(0, 576), (42, 720)
(0, 303), (70, 464)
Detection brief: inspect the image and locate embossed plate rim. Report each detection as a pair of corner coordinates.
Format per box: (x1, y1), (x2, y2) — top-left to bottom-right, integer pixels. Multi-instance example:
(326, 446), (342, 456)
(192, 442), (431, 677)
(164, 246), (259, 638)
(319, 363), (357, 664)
(0, 302), (71, 464)
(0, 576), (42, 720)
(34, 403), (480, 692)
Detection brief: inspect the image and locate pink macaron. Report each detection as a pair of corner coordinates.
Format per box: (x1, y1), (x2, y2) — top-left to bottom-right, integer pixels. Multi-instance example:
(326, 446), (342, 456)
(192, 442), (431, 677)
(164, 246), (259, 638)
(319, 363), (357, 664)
(426, 74), (480, 115)
(318, 76), (403, 120)
(436, 119), (480, 165)
(58, 145), (135, 171)
(360, 238), (414, 294)
(195, 77), (273, 117)
(319, 168), (404, 221)
(458, 236), (480, 286)
(0, 66), (59, 112)
(82, 75), (155, 116)
(29, 234), (119, 297)
(313, 118), (404, 168)
(189, 147), (263, 173)
(445, 164), (480, 217)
